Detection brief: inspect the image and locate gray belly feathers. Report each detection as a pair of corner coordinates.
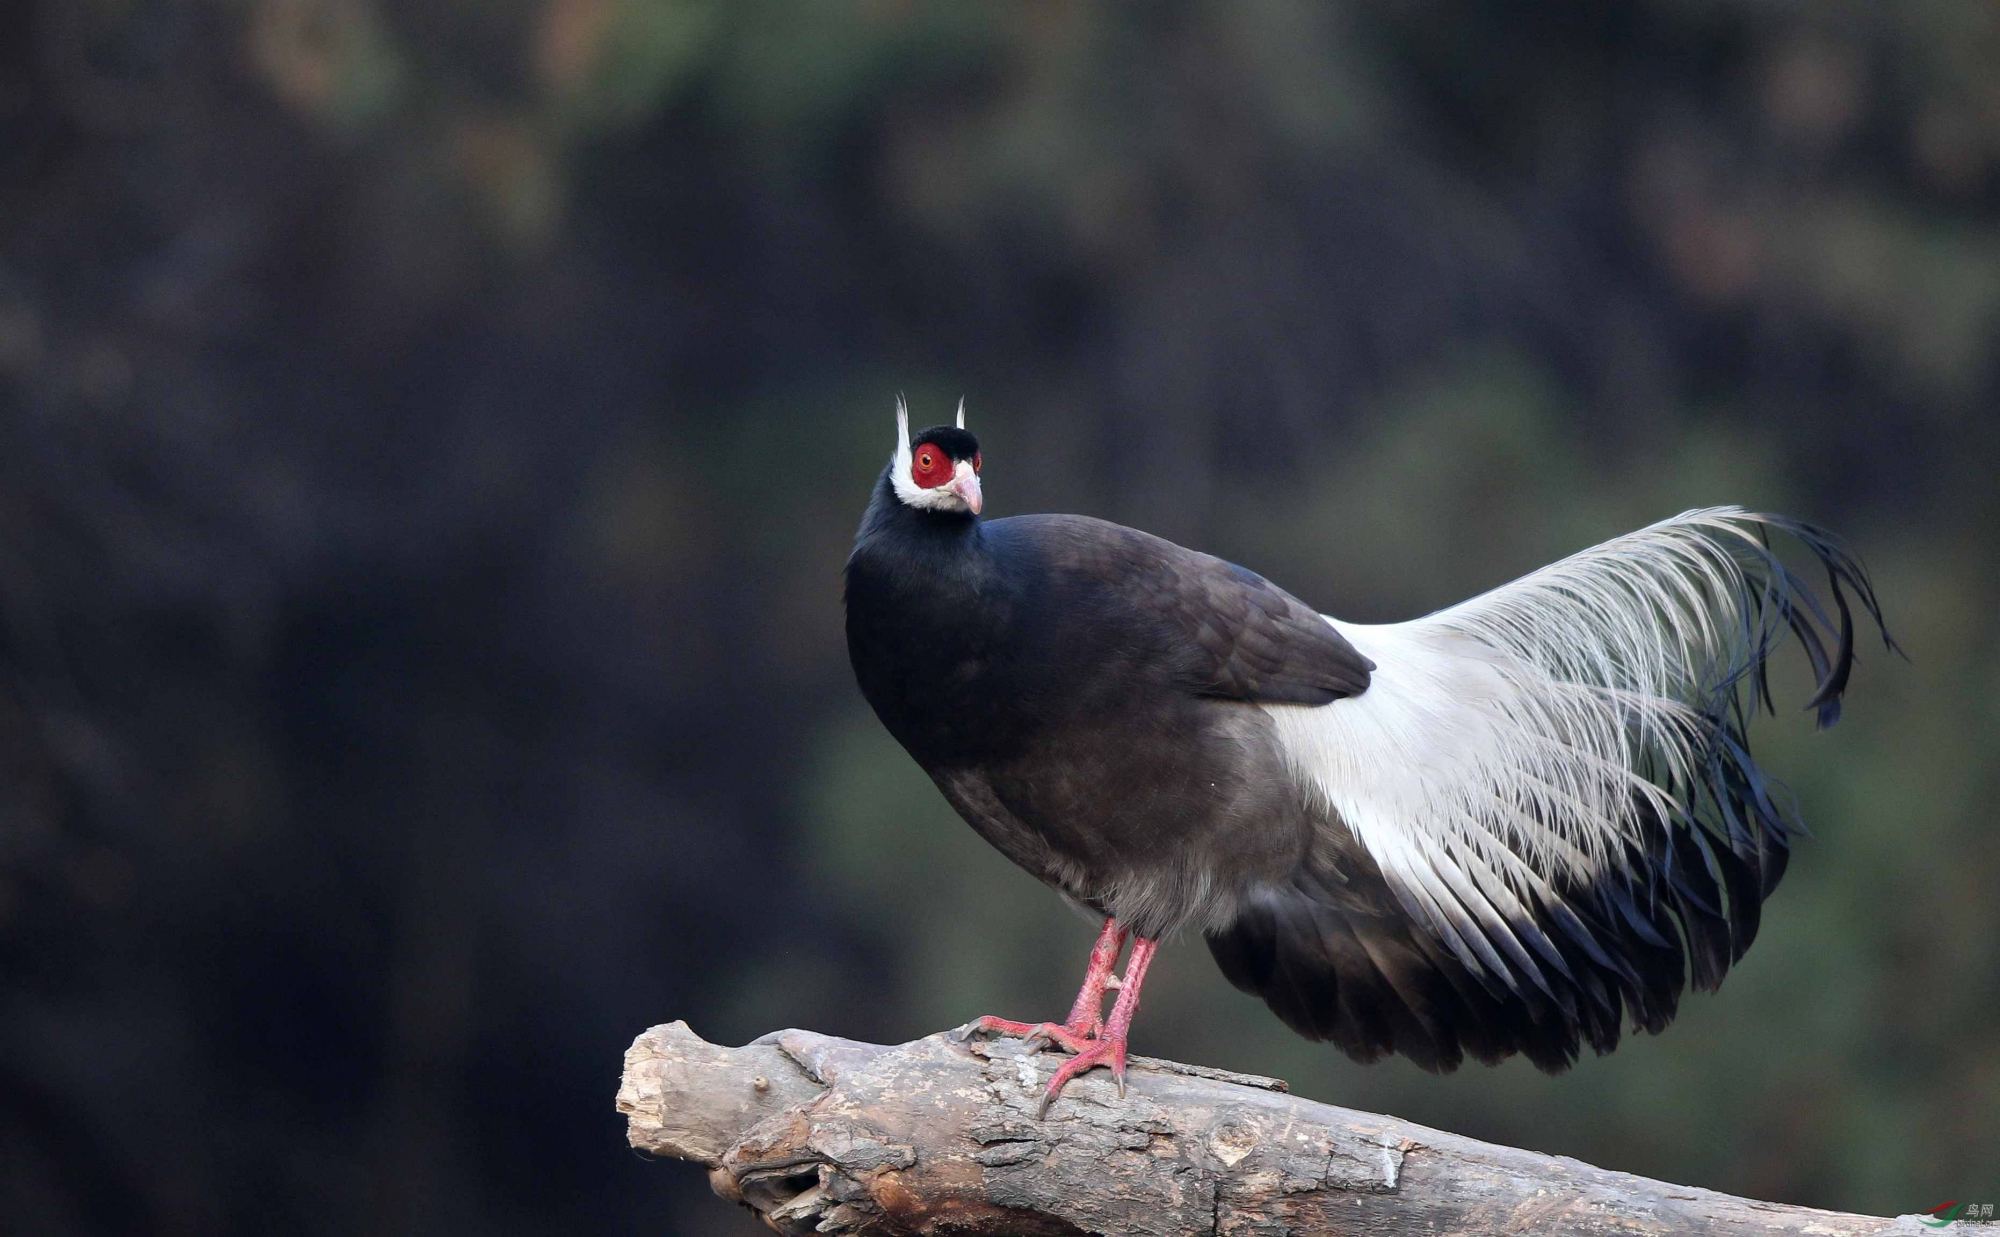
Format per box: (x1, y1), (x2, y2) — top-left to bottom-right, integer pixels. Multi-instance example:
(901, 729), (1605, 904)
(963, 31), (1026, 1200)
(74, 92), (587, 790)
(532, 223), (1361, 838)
(934, 701), (1321, 938)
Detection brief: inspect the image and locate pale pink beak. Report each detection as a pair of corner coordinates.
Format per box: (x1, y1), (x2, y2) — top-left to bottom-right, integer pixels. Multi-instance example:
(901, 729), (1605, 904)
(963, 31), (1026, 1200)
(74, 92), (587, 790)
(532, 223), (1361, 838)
(948, 460), (983, 515)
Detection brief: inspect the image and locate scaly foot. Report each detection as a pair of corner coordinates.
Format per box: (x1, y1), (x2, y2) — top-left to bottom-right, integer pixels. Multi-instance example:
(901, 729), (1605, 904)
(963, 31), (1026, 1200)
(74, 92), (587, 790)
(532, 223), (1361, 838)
(952, 922), (1155, 1119)
(953, 1015), (1095, 1054)
(1035, 1030), (1129, 1118)
(1038, 935), (1157, 1117)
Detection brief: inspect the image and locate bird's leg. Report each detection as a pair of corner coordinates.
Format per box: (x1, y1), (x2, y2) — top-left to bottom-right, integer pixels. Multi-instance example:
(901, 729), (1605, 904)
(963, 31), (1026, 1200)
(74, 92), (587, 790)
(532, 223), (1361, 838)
(1057, 917), (1129, 1038)
(957, 918), (1128, 1052)
(1037, 935), (1157, 1117)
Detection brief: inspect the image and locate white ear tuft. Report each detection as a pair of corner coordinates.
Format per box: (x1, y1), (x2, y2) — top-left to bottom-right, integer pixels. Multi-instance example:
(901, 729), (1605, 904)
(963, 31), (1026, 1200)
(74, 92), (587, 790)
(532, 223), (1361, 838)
(955, 398), (966, 430)
(895, 394), (911, 458)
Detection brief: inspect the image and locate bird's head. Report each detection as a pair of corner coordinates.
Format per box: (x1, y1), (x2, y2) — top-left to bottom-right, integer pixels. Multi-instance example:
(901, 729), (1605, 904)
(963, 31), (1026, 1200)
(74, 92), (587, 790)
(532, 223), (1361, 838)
(891, 397), (983, 517)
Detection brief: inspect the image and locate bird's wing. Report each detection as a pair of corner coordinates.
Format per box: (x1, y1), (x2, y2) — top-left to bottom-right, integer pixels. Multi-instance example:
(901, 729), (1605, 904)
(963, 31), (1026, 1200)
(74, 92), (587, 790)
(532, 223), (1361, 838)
(1000, 514), (1373, 706)
(1209, 507), (1893, 1071)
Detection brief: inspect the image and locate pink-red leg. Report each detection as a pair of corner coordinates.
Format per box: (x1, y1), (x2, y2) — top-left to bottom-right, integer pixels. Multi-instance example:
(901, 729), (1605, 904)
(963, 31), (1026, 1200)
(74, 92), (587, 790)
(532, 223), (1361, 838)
(958, 918), (1128, 1052)
(1037, 935), (1158, 1117)
(1060, 917), (1129, 1037)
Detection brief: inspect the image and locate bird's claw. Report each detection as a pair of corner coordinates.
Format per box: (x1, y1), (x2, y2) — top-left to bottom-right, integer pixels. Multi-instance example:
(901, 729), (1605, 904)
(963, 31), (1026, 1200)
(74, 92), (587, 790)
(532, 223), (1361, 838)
(949, 1017), (998, 1043)
(1035, 1035), (1129, 1118)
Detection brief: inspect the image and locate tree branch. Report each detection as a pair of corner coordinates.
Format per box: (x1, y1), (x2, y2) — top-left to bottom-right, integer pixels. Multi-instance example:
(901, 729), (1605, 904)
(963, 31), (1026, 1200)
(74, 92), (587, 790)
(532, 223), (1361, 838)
(618, 1021), (1926, 1235)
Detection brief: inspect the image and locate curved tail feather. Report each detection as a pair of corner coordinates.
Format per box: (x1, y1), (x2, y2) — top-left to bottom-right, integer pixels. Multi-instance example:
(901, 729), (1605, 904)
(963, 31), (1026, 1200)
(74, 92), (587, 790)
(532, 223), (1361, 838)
(1209, 507), (1894, 1071)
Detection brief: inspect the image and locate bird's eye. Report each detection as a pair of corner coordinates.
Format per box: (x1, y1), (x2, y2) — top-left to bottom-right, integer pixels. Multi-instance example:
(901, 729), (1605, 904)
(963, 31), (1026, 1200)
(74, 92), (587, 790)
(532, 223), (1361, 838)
(919, 451), (933, 469)
(972, 453), (982, 473)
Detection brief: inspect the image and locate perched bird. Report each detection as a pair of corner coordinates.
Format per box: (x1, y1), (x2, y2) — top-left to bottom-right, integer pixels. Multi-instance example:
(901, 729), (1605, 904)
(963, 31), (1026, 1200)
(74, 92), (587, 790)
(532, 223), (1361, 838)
(844, 401), (1892, 1115)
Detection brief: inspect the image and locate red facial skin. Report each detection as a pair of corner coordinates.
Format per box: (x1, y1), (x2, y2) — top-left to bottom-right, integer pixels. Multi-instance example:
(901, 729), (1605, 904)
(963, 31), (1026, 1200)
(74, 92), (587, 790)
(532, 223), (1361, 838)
(912, 444), (952, 488)
(912, 444), (982, 489)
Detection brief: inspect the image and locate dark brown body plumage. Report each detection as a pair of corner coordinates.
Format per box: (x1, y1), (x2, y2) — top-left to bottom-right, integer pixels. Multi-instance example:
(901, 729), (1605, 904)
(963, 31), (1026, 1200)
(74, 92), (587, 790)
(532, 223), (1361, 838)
(847, 436), (1891, 1076)
(845, 475), (1371, 939)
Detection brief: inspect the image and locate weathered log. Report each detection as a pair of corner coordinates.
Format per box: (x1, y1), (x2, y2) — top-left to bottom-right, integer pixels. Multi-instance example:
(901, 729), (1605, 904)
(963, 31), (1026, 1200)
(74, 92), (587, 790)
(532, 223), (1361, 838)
(618, 1021), (1926, 1235)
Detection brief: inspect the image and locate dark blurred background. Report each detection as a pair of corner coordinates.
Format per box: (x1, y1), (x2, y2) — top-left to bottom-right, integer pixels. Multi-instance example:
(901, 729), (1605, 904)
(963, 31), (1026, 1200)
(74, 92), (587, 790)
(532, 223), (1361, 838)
(3, 2), (1996, 1233)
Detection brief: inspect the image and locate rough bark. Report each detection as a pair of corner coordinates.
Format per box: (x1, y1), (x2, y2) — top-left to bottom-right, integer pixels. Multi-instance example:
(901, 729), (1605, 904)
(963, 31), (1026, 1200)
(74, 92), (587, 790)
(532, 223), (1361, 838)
(618, 1021), (1927, 1236)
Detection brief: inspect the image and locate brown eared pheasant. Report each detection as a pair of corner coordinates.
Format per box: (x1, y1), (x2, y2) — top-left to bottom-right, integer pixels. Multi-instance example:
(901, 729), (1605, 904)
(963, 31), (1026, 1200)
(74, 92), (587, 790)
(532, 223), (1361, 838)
(843, 400), (1893, 1116)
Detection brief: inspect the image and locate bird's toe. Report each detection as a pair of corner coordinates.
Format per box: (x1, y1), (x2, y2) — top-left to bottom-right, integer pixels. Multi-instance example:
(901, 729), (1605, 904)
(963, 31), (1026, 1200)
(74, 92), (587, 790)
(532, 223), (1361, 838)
(1034, 1035), (1130, 1117)
(958, 1015), (1097, 1055)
